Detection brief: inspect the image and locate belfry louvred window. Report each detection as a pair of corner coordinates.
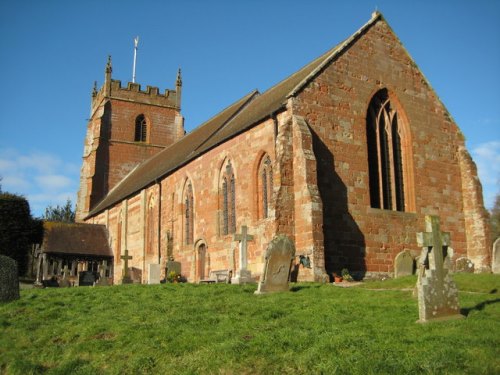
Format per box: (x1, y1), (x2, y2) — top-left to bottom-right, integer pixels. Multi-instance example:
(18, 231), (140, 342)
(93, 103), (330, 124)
(366, 89), (405, 212)
(134, 114), (147, 142)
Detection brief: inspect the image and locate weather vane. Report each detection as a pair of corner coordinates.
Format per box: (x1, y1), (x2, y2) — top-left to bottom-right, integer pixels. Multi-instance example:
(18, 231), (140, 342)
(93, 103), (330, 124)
(132, 36), (139, 83)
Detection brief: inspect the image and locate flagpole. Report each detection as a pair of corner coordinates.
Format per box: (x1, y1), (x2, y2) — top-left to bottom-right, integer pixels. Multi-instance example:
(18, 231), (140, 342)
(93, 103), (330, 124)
(132, 36), (139, 83)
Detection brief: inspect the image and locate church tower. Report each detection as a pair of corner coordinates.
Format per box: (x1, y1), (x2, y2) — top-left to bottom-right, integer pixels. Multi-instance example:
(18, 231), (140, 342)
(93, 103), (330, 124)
(76, 57), (184, 221)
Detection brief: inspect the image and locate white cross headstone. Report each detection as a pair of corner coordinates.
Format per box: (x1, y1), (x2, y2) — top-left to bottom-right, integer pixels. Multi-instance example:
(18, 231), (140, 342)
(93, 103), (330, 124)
(231, 225), (254, 284)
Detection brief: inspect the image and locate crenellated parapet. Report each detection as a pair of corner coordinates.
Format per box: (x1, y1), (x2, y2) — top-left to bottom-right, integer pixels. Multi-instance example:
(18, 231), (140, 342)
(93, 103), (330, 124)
(90, 56), (182, 117)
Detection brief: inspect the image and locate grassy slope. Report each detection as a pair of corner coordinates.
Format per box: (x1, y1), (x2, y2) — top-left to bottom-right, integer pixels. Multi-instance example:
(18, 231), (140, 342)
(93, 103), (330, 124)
(0, 274), (499, 374)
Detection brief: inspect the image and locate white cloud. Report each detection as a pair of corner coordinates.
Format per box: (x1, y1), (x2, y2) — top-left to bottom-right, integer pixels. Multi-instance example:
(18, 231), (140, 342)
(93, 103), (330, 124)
(0, 148), (79, 217)
(35, 174), (73, 190)
(472, 141), (500, 210)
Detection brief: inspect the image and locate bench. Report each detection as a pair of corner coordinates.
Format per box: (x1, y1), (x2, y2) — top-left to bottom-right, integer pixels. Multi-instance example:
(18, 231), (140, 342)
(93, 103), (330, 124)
(199, 269), (232, 284)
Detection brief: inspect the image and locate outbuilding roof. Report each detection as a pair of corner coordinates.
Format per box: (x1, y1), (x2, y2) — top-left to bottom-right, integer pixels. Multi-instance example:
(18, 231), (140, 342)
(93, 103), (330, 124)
(87, 12), (383, 218)
(42, 222), (112, 257)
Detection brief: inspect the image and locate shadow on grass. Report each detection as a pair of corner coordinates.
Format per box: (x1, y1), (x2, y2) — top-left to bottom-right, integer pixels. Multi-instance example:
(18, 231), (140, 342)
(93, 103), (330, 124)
(460, 298), (500, 317)
(290, 284), (322, 292)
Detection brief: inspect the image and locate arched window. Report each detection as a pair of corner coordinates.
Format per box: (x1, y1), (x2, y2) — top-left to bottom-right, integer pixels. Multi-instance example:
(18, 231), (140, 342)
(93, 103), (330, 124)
(221, 160), (236, 235)
(366, 89), (405, 211)
(259, 155), (273, 219)
(184, 182), (194, 244)
(134, 114), (147, 142)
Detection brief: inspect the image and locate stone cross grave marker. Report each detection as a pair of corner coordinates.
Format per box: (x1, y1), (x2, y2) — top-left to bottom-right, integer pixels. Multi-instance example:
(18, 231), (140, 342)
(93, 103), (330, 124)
(493, 238), (500, 274)
(121, 249), (133, 284)
(255, 235), (295, 294)
(415, 215), (463, 323)
(95, 261), (110, 286)
(0, 255), (20, 302)
(59, 265), (71, 287)
(232, 225), (254, 284)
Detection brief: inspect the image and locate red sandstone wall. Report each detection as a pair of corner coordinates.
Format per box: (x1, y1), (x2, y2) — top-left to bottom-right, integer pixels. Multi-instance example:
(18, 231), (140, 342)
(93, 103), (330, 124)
(293, 18), (479, 276)
(90, 116), (279, 284)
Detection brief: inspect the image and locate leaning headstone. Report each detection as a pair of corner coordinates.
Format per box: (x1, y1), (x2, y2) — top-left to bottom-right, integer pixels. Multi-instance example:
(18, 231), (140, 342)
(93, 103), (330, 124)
(493, 238), (500, 274)
(0, 255), (20, 302)
(148, 264), (161, 284)
(416, 215), (463, 323)
(394, 249), (414, 278)
(255, 235), (295, 294)
(455, 257), (474, 273)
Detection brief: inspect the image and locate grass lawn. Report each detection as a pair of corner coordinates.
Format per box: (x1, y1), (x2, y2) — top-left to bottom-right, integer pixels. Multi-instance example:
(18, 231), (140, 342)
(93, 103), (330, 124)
(1, 274), (499, 374)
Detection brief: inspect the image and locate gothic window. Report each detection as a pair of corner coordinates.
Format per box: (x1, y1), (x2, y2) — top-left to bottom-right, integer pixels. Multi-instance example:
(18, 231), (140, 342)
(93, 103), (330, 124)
(184, 182), (194, 245)
(366, 89), (405, 211)
(258, 155), (273, 219)
(221, 160), (236, 235)
(134, 114), (147, 142)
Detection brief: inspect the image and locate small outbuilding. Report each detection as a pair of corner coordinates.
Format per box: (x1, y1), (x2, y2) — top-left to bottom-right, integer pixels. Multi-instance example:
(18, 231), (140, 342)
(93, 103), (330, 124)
(35, 222), (113, 286)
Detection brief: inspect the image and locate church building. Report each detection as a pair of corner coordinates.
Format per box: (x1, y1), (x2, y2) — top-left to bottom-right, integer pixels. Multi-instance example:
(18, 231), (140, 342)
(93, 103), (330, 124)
(76, 12), (491, 284)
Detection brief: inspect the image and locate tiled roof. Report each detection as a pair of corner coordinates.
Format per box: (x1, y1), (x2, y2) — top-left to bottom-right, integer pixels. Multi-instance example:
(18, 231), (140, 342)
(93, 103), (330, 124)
(87, 12), (382, 218)
(42, 222), (112, 257)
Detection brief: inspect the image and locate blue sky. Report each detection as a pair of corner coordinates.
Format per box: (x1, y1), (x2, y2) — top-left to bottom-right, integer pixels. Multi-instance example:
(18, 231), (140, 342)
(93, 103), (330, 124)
(0, 0), (499, 217)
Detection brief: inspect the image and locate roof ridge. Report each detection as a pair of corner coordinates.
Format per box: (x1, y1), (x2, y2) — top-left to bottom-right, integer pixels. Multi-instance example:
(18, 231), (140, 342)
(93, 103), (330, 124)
(192, 89), (260, 154)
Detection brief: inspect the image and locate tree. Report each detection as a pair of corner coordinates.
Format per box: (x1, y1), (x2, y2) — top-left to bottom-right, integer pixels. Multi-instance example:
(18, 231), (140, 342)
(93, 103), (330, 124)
(43, 199), (75, 223)
(490, 193), (500, 241)
(0, 193), (43, 275)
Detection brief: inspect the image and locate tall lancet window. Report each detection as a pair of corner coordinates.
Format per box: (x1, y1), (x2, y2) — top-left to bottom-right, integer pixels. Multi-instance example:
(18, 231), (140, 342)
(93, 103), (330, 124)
(221, 160), (236, 235)
(134, 114), (147, 142)
(259, 155), (273, 219)
(184, 182), (194, 245)
(366, 89), (406, 211)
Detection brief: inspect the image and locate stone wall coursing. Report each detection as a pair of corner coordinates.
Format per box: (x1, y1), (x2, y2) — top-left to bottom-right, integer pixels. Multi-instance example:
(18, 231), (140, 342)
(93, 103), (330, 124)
(293, 18), (483, 275)
(90, 116), (280, 284)
(76, 95), (182, 221)
(458, 145), (492, 271)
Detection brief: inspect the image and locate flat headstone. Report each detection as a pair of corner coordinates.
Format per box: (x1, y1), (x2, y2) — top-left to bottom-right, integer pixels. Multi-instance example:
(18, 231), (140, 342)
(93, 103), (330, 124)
(148, 264), (161, 284)
(95, 261), (110, 287)
(166, 260), (181, 277)
(455, 257), (474, 273)
(129, 267), (142, 283)
(78, 271), (96, 287)
(416, 215), (463, 323)
(394, 250), (414, 278)
(0, 255), (20, 302)
(491, 238), (500, 274)
(255, 235), (295, 294)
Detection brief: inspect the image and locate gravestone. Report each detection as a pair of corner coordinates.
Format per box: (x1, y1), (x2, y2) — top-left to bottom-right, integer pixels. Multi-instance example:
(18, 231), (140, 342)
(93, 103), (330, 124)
(255, 235), (295, 294)
(232, 225), (255, 284)
(493, 238), (500, 274)
(394, 250), (414, 278)
(129, 267), (142, 283)
(78, 271), (96, 287)
(455, 257), (474, 273)
(166, 259), (181, 277)
(59, 265), (72, 287)
(95, 261), (110, 287)
(0, 255), (20, 302)
(415, 215), (463, 323)
(121, 249), (133, 284)
(148, 264), (161, 284)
